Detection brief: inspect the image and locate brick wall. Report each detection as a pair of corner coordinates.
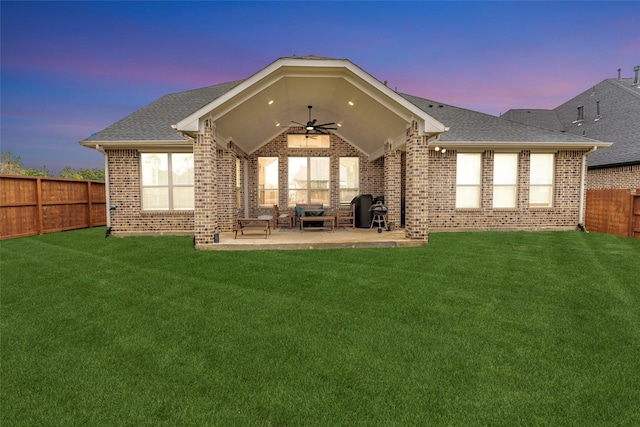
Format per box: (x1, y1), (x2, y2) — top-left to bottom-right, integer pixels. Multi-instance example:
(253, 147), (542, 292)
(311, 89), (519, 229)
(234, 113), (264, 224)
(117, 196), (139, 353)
(193, 122), (218, 247)
(384, 144), (402, 226)
(587, 164), (640, 192)
(216, 148), (237, 232)
(405, 121), (429, 240)
(427, 149), (587, 231)
(107, 149), (194, 236)
(107, 131), (592, 237)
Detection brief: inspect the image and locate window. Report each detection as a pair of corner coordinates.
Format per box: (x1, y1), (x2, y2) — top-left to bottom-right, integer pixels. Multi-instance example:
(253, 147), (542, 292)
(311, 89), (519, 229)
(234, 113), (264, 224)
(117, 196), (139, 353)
(530, 153), (554, 207)
(288, 157), (330, 206)
(288, 134), (330, 148)
(493, 153), (518, 208)
(258, 157), (278, 207)
(236, 158), (242, 209)
(456, 153), (482, 208)
(141, 153), (194, 211)
(339, 157), (359, 204)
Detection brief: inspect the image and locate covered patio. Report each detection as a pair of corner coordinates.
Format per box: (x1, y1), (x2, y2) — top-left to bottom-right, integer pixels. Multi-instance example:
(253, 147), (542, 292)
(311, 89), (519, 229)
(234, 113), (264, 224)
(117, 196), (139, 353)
(209, 226), (424, 251)
(176, 57), (447, 249)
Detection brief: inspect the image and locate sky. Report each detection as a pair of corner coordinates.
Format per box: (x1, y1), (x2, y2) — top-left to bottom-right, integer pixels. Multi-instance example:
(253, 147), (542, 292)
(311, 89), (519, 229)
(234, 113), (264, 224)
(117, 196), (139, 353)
(1, 1), (638, 173)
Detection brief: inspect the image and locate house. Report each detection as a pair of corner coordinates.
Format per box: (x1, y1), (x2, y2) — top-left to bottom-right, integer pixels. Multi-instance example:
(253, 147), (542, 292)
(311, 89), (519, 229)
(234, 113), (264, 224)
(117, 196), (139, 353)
(502, 66), (640, 192)
(80, 56), (610, 249)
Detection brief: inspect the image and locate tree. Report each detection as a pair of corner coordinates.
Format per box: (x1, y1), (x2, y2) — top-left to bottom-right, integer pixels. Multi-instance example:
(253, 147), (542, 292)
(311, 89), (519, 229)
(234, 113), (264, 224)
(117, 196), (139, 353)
(59, 166), (105, 181)
(59, 166), (83, 179)
(0, 151), (24, 175)
(0, 150), (104, 180)
(22, 166), (51, 177)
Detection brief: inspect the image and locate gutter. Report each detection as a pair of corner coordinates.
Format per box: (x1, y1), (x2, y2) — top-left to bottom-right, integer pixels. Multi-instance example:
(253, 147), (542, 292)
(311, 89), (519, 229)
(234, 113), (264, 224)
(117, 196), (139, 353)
(96, 145), (112, 236)
(578, 145), (598, 231)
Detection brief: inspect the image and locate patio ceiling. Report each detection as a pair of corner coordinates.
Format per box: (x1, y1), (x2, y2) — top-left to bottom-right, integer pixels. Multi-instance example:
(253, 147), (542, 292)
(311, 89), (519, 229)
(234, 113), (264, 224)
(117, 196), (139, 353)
(175, 57), (446, 159)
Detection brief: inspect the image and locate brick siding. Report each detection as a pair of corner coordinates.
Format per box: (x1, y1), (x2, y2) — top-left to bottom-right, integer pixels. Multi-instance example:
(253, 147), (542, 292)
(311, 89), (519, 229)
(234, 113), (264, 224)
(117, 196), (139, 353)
(106, 129), (591, 239)
(428, 149), (587, 231)
(587, 164), (640, 193)
(106, 149), (193, 236)
(384, 144), (402, 227)
(404, 121), (429, 240)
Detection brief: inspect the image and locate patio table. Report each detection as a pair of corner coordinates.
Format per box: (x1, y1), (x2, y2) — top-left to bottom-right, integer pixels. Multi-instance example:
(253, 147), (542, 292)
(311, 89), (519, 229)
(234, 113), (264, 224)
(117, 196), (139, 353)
(234, 218), (271, 239)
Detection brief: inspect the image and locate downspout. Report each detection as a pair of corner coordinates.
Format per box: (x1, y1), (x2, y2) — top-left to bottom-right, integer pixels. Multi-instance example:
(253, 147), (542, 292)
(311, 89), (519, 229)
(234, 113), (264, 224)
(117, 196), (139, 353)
(96, 145), (112, 237)
(578, 145), (597, 231)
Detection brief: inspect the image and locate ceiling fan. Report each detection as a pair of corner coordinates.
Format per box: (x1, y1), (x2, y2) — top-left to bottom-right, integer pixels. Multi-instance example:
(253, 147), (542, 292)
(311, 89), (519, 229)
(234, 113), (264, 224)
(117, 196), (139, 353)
(291, 105), (337, 134)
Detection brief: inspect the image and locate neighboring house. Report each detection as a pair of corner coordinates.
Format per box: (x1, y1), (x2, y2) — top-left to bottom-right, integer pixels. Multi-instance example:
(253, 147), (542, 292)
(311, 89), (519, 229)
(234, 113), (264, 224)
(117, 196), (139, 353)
(80, 56), (609, 248)
(502, 66), (640, 192)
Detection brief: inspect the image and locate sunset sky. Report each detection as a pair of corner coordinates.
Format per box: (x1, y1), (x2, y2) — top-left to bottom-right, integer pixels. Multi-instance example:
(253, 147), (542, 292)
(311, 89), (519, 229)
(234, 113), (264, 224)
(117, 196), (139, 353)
(1, 1), (638, 173)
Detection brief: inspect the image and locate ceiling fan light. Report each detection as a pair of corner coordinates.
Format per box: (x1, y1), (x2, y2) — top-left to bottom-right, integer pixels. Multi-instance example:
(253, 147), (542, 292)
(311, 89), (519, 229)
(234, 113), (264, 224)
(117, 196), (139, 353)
(306, 126), (314, 130)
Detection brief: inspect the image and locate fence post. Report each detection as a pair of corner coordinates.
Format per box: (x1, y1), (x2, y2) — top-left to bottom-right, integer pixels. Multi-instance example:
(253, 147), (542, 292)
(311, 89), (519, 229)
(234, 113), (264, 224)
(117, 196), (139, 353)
(88, 181), (93, 228)
(36, 177), (44, 235)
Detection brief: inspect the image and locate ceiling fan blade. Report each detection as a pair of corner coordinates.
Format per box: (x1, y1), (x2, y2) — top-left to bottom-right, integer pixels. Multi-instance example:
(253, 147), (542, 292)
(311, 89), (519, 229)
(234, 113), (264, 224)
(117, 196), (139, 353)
(315, 122), (336, 127)
(291, 121), (306, 126)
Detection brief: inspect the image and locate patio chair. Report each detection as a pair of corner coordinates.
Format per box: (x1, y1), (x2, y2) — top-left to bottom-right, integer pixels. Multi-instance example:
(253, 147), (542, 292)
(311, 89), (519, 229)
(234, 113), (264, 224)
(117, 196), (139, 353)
(273, 205), (294, 229)
(335, 203), (355, 228)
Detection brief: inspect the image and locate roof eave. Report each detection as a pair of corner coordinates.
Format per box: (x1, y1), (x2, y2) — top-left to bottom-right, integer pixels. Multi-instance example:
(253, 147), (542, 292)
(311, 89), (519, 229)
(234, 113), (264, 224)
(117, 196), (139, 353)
(80, 140), (194, 150)
(430, 140), (613, 151)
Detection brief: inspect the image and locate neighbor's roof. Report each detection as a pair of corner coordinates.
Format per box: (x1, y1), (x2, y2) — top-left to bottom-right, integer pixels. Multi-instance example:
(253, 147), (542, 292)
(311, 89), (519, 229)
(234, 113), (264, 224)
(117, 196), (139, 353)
(502, 77), (640, 168)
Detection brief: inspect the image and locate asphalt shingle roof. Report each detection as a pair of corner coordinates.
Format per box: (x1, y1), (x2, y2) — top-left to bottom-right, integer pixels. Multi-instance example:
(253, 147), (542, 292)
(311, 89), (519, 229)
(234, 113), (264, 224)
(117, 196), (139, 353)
(82, 80), (243, 143)
(401, 93), (599, 144)
(502, 77), (640, 168)
(82, 73), (602, 149)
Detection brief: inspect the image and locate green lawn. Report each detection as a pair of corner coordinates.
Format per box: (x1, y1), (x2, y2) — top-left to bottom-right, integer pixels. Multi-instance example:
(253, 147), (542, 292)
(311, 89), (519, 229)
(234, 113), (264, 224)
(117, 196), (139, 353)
(1, 228), (639, 426)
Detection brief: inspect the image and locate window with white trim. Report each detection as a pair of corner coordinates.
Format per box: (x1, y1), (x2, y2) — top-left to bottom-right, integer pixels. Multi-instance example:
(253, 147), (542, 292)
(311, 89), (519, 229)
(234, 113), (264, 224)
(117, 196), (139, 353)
(493, 153), (518, 208)
(456, 153), (482, 208)
(288, 134), (330, 148)
(529, 153), (554, 207)
(288, 157), (330, 206)
(141, 153), (194, 211)
(258, 157), (278, 207)
(339, 157), (359, 204)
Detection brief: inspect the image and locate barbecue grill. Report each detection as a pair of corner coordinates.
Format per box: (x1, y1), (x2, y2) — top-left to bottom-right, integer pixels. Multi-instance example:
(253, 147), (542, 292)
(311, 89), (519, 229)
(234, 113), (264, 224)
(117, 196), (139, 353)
(369, 201), (388, 233)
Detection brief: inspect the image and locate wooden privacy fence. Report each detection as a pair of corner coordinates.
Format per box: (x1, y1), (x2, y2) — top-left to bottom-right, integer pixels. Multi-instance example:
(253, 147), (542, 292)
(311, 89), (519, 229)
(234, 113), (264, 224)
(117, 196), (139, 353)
(585, 188), (640, 238)
(0, 175), (106, 240)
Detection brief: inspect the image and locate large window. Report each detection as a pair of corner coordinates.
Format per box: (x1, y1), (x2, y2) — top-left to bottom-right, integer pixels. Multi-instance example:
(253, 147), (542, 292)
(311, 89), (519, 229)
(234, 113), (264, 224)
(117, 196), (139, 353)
(530, 153), (554, 207)
(288, 157), (330, 206)
(456, 153), (482, 208)
(258, 157), (278, 207)
(141, 153), (194, 211)
(339, 157), (359, 204)
(288, 134), (330, 148)
(493, 153), (518, 208)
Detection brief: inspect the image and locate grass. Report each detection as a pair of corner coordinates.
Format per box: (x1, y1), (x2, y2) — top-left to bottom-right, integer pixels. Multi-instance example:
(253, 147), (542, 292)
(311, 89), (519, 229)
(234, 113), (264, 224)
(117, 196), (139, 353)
(1, 228), (639, 426)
